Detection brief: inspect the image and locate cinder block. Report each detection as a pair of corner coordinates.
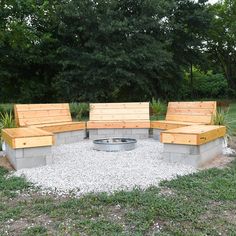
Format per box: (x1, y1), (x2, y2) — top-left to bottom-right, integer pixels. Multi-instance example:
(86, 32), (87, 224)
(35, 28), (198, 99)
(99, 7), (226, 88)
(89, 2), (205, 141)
(163, 138), (224, 168)
(16, 156), (47, 169)
(153, 129), (163, 140)
(23, 146), (51, 158)
(131, 129), (148, 134)
(98, 129), (115, 135)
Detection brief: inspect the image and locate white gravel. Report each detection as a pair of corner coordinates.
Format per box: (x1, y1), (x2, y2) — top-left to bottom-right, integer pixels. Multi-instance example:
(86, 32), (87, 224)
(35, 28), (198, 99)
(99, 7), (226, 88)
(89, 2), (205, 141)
(14, 140), (196, 196)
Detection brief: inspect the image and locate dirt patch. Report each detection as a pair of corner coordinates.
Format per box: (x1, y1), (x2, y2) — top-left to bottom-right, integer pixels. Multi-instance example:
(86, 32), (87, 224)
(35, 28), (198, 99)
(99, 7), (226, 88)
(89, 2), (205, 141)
(201, 155), (235, 170)
(228, 136), (236, 150)
(0, 156), (13, 170)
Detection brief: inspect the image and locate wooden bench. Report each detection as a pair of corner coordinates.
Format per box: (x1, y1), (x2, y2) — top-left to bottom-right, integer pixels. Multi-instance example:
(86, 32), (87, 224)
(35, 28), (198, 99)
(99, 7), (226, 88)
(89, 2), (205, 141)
(87, 102), (150, 139)
(161, 125), (226, 167)
(14, 103), (86, 145)
(2, 127), (54, 170)
(151, 101), (217, 140)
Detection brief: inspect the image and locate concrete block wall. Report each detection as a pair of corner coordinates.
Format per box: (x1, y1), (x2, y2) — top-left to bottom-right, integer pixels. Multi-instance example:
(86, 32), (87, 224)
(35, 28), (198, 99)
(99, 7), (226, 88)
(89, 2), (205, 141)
(54, 130), (86, 145)
(5, 143), (52, 170)
(89, 128), (149, 140)
(152, 129), (163, 141)
(163, 138), (224, 168)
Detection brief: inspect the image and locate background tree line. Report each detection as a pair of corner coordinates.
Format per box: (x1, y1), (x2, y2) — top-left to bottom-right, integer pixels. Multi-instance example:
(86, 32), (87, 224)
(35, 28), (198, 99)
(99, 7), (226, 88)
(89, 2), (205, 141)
(0, 0), (235, 103)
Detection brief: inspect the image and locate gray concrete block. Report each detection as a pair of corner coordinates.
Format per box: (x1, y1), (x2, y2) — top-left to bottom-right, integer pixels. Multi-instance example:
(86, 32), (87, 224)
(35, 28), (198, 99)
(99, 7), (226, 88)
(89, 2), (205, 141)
(54, 130), (85, 145)
(16, 156), (47, 169)
(131, 128), (148, 134)
(153, 129), (163, 141)
(98, 129), (115, 135)
(163, 138), (224, 168)
(22, 146), (51, 158)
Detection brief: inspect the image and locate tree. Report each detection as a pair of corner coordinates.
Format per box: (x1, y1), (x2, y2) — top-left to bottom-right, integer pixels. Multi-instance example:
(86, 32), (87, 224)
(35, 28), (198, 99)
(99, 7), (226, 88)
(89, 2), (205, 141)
(206, 0), (236, 92)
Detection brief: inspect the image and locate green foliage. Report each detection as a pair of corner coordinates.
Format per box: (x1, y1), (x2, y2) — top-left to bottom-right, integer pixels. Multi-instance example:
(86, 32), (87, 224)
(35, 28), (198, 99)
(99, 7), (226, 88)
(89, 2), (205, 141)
(69, 103), (89, 120)
(213, 108), (235, 138)
(0, 104), (14, 114)
(180, 69), (228, 99)
(0, 112), (16, 130)
(150, 98), (167, 120)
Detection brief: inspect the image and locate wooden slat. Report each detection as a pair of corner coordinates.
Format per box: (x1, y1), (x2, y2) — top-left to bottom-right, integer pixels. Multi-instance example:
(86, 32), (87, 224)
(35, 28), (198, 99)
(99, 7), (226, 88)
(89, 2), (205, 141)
(34, 122), (86, 133)
(17, 109), (70, 119)
(168, 101), (216, 109)
(87, 121), (150, 129)
(15, 103), (69, 111)
(161, 133), (197, 145)
(90, 114), (149, 121)
(19, 116), (72, 126)
(90, 102), (149, 109)
(167, 108), (214, 115)
(150, 120), (202, 130)
(14, 136), (53, 149)
(166, 114), (212, 124)
(89, 102), (150, 121)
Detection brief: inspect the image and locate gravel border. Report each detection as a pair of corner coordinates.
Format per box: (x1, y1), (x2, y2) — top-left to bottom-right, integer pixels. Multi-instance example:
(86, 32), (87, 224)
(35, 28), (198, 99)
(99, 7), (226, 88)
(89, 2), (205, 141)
(14, 140), (196, 196)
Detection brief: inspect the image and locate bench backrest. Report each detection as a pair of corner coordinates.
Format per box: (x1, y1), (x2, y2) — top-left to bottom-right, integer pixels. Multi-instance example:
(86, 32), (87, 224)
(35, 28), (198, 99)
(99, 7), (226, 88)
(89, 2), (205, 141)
(165, 101), (217, 124)
(14, 103), (72, 127)
(89, 102), (150, 121)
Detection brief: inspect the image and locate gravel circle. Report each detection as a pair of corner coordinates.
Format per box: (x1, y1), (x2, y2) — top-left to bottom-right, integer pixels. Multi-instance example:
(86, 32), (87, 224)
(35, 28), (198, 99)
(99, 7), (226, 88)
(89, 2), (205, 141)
(14, 139), (196, 196)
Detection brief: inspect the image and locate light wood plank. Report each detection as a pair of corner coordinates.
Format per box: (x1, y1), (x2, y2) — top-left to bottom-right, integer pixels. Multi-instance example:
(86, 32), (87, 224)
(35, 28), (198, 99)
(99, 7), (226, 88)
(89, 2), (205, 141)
(161, 125), (226, 145)
(87, 121), (150, 129)
(166, 114), (213, 124)
(14, 136), (53, 149)
(35, 122), (86, 133)
(150, 121), (202, 130)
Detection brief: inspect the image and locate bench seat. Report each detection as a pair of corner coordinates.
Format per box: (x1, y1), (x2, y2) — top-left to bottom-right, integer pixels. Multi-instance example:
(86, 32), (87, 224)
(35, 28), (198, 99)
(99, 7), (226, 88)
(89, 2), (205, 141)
(161, 125), (226, 167)
(31, 121), (86, 133)
(151, 120), (204, 130)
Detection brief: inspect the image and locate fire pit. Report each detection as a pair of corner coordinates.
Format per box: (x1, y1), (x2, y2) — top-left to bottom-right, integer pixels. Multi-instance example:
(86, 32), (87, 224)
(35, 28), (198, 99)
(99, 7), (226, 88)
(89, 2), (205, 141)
(93, 138), (137, 152)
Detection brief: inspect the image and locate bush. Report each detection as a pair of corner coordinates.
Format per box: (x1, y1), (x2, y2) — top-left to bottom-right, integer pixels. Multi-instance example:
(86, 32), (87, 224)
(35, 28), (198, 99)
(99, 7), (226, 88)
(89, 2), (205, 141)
(150, 98), (167, 120)
(0, 112), (16, 151)
(0, 104), (14, 114)
(213, 108), (235, 139)
(180, 70), (228, 99)
(69, 103), (89, 120)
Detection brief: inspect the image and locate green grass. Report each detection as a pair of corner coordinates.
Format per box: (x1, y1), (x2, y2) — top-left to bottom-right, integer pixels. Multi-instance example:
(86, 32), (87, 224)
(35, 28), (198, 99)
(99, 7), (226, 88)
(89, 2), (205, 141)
(228, 102), (236, 134)
(1, 159), (236, 235)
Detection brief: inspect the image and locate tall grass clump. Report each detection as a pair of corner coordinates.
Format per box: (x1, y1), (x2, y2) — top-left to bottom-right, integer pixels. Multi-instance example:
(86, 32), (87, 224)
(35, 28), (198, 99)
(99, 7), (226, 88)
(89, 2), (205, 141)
(69, 102), (89, 120)
(0, 112), (16, 151)
(150, 98), (167, 120)
(213, 108), (235, 139)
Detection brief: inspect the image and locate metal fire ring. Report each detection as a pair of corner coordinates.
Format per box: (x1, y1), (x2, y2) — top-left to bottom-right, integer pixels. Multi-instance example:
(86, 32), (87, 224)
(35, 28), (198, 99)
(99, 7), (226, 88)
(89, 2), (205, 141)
(93, 138), (137, 152)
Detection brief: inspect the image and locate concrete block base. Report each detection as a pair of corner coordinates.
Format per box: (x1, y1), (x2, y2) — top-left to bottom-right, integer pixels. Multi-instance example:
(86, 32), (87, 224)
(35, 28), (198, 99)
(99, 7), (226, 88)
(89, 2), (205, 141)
(54, 130), (86, 145)
(89, 128), (149, 140)
(153, 128), (164, 141)
(5, 143), (52, 170)
(163, 138), (224, 168)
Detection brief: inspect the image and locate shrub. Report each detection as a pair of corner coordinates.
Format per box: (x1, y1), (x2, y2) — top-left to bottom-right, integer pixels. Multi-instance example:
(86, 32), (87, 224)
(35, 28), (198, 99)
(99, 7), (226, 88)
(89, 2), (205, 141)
(213, 108), (235, 139)
(0, 104), (14, 114)
(150, 98), (167, 120)
(69, 103), (89, 120)
(0, 112), (16, 151)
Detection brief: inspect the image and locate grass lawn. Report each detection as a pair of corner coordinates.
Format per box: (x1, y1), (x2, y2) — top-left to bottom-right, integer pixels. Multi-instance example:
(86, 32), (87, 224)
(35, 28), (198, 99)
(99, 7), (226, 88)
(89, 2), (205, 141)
(228, 102), (236, 134)
(1, 159), (236, 235)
